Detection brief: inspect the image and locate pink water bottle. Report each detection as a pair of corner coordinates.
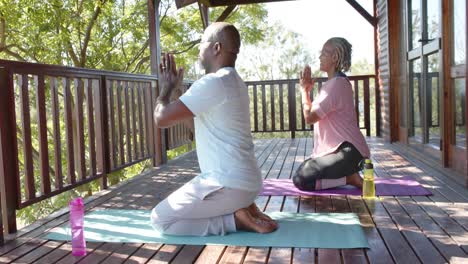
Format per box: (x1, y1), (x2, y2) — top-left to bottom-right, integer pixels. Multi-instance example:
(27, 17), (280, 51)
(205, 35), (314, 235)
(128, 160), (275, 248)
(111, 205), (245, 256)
(69, 197), (86, 256)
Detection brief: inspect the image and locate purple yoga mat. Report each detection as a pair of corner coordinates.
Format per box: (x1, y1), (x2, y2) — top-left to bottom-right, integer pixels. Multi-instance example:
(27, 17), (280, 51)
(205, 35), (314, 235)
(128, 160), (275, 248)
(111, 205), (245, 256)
(260, 177), (432, 196)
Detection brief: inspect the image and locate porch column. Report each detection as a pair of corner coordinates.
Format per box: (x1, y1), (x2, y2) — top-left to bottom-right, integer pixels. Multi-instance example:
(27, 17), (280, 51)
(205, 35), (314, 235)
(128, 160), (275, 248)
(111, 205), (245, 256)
(0, 67), (19, 233)
(148, 0), (167, 165)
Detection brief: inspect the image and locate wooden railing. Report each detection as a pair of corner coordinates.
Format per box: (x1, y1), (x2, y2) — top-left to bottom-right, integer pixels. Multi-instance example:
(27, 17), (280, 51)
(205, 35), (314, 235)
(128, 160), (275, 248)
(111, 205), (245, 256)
(165, 83), (194, 150)
(246, 75), (380, 137)
(0, 60), (194, 239)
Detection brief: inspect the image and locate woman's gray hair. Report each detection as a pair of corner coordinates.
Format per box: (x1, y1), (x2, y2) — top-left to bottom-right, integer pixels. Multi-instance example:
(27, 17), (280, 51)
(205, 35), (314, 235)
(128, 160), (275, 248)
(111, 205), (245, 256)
(326, 37), (352, 72)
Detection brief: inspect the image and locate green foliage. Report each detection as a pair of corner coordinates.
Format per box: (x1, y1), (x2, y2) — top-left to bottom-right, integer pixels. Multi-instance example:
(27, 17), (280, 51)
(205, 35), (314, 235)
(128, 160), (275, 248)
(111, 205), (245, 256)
(238, 21), (317, 81)
(167, 141), (196, 160)
(0, 0), (269, 76)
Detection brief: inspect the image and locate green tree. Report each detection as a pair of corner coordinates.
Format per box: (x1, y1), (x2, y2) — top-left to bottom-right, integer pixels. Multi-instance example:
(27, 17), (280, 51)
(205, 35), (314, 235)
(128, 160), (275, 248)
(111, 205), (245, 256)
(238, 22), (317, 81)
(0, 0), (268, 76)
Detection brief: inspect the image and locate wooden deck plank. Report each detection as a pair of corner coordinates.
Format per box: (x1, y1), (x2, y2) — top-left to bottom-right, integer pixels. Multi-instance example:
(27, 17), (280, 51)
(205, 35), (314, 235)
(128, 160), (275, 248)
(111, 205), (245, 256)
(332, 196), (368, 264)
(396, 197), (468, 261)
(1, 138), (468, 263)
(147, 244), (183, 263)
(291, 138), (314, 264)
(100, 243), (142, 264)
(372, 144), (468, 254)
(365, 197), (421, 264)
(171, 245), (205, 264)
(263, 140), (299, 264)
(123, 243), (162, 264)
(372, 141), (468, 233)
(315, 196), (341, 264)
(33, 242), (72, 264)
(381, 198), (446, 263)
(9, 240), (64, 263)
(347, 196), (393, 264)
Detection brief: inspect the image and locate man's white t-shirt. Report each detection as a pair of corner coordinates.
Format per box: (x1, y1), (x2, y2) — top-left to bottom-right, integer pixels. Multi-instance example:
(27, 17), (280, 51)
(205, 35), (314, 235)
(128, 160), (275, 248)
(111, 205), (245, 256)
(179, 67), (262, 192)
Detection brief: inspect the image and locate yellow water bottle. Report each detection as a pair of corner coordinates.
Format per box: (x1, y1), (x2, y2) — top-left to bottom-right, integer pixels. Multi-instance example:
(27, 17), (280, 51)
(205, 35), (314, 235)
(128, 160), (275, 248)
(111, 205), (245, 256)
(362, 159), (375, 198)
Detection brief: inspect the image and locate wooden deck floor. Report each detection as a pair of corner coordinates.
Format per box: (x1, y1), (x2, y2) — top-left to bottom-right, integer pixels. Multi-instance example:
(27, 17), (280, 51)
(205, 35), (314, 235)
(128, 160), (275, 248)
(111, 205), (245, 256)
(1, 138), (467, 263)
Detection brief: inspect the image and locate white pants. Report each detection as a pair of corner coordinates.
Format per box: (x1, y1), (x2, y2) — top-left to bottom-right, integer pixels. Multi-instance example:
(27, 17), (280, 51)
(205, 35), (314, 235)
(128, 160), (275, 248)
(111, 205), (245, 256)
(150, 178), (258, 236)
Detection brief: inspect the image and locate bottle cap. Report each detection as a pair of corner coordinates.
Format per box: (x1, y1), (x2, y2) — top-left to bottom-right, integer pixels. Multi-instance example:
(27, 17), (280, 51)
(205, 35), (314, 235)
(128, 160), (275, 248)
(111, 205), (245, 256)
(363, 159), (373, 169)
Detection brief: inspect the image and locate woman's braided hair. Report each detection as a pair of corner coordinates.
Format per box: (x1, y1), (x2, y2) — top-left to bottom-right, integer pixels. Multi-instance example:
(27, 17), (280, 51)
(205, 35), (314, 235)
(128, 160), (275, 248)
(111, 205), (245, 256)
(327, 37), (352, 72)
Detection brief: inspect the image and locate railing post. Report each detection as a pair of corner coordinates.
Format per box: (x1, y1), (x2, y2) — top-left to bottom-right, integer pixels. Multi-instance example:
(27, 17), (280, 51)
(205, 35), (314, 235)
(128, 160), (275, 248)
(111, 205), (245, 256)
(150, 81), (167, 165)
(364, 78), (371, 136)
(288, 82), (296, 139)
(0, 67), (19, 234)
(96, 76), (109, 190)
(375, 77), (381, 137)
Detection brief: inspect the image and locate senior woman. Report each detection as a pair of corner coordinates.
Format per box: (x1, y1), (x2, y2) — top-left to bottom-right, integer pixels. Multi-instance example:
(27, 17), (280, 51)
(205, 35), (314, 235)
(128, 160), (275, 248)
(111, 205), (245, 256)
(293, 37), (370, 191)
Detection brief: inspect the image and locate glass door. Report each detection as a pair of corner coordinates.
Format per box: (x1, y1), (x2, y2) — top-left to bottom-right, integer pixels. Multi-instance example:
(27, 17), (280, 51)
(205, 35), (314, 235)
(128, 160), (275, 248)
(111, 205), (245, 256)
(407, 0), (442, 159)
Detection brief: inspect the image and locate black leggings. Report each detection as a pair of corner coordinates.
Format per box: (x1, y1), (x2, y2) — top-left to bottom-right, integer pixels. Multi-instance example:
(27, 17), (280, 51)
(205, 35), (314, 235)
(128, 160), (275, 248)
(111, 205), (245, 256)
(292, 142), (364, 191)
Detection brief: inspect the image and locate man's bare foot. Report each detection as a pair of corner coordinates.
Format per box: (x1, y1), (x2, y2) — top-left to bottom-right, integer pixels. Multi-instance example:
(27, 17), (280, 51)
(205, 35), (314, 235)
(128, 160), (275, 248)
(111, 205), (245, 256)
(234, 208), (277, 233)
(346, 173), (363, 188)
(247, 203), (278, 229)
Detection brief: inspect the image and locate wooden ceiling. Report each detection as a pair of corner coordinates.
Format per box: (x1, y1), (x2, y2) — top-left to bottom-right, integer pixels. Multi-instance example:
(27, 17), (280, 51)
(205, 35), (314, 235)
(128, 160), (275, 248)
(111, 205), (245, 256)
(174, 0), (376, 27)
(175, 0), (293, 9)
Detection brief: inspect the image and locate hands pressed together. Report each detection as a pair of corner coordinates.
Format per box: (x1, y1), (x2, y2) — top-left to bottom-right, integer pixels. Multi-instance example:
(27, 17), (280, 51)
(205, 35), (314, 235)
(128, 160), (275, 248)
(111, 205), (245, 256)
(158, 53), (184, 101)
(299, 64), (315, 94)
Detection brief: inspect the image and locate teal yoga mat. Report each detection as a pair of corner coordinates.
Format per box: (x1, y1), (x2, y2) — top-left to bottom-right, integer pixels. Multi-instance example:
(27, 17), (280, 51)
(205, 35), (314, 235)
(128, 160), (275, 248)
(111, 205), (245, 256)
(46, 209), (369, 249)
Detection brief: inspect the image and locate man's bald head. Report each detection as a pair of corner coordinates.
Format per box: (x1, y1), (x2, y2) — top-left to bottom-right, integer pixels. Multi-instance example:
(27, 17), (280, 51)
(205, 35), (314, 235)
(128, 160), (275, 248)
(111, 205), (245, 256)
(202, 22), (241, 55)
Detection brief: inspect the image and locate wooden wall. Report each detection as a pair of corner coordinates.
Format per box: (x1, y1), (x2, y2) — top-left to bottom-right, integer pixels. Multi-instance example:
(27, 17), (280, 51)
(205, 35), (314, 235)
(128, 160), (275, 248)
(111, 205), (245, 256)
(376, 0), (392, 141)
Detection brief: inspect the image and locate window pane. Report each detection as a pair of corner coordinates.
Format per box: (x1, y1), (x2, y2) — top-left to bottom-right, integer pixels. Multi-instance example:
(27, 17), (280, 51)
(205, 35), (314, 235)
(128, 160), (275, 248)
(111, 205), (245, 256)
(454, 78), (466, 148)
(410, 59), (423, 142)
(411, 0), (422, 50)
(453, 0), (466, 65)
(427, 53), (440, 147)
(427, 0), (440, 40)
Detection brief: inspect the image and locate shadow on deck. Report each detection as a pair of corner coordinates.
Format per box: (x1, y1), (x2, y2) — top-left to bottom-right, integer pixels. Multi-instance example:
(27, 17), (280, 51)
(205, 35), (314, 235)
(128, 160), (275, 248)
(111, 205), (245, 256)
(0, 138), (467, 263)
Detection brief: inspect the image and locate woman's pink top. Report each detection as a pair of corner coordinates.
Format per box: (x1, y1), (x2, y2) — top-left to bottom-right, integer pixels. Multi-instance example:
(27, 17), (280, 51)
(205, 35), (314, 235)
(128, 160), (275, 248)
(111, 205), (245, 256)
(311, 76), (370, 158)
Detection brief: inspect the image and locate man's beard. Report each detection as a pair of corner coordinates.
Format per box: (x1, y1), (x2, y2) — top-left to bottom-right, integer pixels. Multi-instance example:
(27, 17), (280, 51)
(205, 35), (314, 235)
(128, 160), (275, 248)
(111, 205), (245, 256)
(198, 58), (210, 74)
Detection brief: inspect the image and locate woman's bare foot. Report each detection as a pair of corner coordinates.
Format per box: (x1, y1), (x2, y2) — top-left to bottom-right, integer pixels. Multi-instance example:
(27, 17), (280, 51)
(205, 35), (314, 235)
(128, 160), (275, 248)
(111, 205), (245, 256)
(247, 203), (278, 229)
(346, 173), (363, 188)
(234, 208), (277, 233)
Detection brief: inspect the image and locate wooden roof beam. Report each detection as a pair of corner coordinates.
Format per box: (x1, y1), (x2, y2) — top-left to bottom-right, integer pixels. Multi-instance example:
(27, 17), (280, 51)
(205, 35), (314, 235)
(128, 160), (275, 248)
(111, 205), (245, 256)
(198, 2), (209, 29)
(175, 0), (197, 9)
(176, 0), (293, 9)
(216, 5), (237, 22)
(344, 0), (377, 27)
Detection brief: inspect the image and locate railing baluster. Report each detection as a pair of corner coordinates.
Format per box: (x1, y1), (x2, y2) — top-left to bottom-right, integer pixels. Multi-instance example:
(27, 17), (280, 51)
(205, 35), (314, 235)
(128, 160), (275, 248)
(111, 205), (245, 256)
(116, 80), (125, 166)
(130, 82), (138, 160)
(108, 80), (117, 169)
(137, 82), (145, 157)
(75, 79), (86, 181)
(288, 82), (296, 138)
(364, 78), (371, 136)
(124, 81), (132, 163)
(262, 84), (267, 132)
(36, 75), (51, 195)
(50, 77), (63, 189)
(86, 79), (96, 176)
(253, 85), (258, 132)
(354, 79), (360, 127)
(144, 82), (152, 156)
(20, 75), (35, 200)
(279, 84), (284, 131)
(270, 85), (275, 131)
(63, 77), (75, 184)
(375, 77), (381, 136)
